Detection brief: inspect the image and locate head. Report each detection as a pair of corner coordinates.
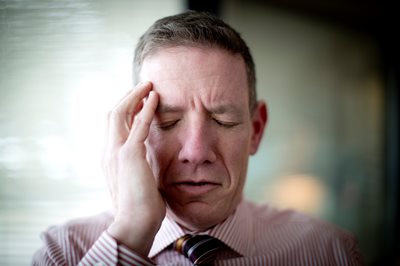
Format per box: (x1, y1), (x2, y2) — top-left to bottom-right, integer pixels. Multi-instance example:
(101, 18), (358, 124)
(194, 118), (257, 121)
(135, 11), (267, 231)
(134, 11), (257, 112)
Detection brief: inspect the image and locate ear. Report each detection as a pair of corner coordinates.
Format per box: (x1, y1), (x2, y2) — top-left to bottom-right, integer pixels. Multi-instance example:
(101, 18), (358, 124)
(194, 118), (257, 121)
(250, 101), (267, 155)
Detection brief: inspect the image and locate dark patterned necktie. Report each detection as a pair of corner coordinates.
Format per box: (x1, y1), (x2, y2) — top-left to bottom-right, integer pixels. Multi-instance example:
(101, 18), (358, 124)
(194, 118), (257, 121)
(174, 234), (224, 265)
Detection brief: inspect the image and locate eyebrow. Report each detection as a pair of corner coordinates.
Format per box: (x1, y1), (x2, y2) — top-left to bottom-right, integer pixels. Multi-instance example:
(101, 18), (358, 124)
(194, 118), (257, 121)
(156, 104), (183, 114)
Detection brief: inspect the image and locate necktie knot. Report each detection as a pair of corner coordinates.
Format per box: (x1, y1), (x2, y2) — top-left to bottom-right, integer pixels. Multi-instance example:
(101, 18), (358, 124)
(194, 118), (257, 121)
(174, 234), (224, 265)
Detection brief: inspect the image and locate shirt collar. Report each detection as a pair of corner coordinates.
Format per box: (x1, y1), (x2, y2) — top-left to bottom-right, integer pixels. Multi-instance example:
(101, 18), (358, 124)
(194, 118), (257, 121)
(148, 214), (186, 258)
(148, 199), (254, 258)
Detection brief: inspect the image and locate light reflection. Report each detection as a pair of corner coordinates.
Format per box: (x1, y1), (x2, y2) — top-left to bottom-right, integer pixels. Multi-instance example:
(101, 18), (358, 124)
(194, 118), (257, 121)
(264, 174), (327, 215)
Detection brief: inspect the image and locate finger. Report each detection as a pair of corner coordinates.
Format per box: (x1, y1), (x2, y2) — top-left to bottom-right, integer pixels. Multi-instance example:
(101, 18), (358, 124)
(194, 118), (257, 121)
(115, 81), (148, 107)
(108, 82), (152, 146)
(115, 81), (152, 122)
(120, 81), (153, 130)
(127, 100), (144, 129)
(112, 85), (141, 129)
(128, 91), (159, 144)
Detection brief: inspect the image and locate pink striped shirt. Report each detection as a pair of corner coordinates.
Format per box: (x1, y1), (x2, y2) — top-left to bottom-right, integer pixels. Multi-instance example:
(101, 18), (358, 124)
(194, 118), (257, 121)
(32, 200), (363, 265)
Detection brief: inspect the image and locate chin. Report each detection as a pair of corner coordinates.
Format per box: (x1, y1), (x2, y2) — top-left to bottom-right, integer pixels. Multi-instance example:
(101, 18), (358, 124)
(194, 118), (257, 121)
(167, 202), (224, 232)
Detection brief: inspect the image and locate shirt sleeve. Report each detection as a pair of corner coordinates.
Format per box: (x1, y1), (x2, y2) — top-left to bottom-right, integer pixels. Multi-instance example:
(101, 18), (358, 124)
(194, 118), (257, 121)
(79, 232), (155, 266)
(32, 229), (155, 266)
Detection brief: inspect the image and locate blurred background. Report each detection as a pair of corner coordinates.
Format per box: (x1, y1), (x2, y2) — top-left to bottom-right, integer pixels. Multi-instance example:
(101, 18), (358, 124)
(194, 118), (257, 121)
(0, 0), (398, 265)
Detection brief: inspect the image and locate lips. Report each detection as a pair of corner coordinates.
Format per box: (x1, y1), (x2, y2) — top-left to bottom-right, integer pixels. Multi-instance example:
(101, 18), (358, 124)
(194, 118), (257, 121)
(173, 180), (220, 195)
(178, 181), (216, 186)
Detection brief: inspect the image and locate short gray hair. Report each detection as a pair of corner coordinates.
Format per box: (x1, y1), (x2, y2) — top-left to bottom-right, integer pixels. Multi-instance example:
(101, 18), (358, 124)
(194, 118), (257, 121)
(134, 11), (257, 111)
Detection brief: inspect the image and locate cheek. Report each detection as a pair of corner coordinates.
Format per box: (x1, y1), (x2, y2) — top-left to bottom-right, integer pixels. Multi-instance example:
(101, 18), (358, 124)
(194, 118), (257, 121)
(218, 129), (252, 178)
(221, 126), (252, 153)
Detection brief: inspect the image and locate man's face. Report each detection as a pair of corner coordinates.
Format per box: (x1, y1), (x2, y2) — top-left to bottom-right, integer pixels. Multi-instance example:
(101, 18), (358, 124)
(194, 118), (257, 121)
(141, 46), (265, 231)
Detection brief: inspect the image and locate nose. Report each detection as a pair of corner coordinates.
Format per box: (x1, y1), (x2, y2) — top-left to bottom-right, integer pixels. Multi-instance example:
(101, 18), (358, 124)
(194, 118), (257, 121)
(178, 120), (217, 165)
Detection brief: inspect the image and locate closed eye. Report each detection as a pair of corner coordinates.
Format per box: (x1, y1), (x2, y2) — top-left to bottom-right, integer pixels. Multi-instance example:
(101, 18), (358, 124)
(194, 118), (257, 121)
(157, 120), (180, 130)
(213, 119), (239, 128)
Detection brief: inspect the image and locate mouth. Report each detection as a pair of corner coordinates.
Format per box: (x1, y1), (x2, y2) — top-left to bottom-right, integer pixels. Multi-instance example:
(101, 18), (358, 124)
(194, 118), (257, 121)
(173, 181), (220, 195)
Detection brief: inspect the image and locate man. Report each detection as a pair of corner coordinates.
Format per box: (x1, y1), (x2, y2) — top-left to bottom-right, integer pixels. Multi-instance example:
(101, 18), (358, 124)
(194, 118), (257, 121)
(33, 11), (362, 265)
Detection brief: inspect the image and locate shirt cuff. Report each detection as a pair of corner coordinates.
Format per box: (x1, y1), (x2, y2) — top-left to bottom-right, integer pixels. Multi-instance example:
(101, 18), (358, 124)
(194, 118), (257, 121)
(79, 231), (155, 266)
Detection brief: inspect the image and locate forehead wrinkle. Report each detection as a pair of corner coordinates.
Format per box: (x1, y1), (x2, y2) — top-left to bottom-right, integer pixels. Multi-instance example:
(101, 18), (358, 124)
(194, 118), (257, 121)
(152, 73), (224, 92)
(154, 80), (246, 117)
(208, 104), (243, 115)
(156, 103), (184, 114)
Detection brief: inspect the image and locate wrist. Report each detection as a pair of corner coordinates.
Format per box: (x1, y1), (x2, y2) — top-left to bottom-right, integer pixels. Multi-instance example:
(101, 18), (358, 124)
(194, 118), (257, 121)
(107, 217), (158, 257)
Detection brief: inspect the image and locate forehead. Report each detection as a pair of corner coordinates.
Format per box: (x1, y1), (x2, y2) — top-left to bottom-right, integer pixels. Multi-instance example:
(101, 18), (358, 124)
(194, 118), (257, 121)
(139, 46), (249, 107)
